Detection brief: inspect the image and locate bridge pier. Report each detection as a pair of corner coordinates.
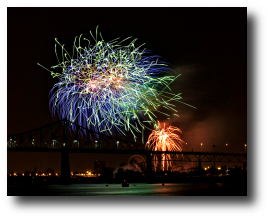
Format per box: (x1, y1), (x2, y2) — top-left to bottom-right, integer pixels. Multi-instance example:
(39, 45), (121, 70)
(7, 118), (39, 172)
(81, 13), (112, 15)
(61, 149), (71, 184)
(243, 162), (247, 172)
(146, 152), (153, 183)
(198, 156), (203, 176)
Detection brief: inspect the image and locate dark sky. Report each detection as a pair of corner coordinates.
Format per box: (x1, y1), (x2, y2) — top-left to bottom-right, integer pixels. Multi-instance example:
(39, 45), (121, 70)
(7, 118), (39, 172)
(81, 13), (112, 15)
(7, 7), (247, 172)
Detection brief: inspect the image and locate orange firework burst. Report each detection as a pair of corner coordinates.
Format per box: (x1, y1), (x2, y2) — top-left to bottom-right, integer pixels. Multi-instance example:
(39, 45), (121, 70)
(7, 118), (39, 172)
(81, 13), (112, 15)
(146, 121), (185, 171)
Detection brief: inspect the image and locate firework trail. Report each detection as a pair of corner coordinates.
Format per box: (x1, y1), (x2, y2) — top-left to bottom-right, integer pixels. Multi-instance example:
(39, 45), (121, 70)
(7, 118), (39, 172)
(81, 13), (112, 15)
(146, 121), (185, 171)
(38, 27), (192, 139)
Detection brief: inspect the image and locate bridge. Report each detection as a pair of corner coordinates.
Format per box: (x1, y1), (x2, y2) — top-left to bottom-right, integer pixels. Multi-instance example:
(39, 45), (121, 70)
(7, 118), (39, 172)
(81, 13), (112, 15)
(7, 119), (247, 183)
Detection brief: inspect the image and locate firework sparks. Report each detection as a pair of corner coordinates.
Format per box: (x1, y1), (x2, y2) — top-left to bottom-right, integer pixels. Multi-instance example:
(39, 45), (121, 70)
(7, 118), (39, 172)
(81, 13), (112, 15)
(38, 27), (191, 139)
(146, 121), (185, 171)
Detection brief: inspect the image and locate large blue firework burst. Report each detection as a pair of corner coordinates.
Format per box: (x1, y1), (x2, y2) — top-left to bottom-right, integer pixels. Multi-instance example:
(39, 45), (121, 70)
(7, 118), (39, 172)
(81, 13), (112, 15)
(38, 27), (188, 140)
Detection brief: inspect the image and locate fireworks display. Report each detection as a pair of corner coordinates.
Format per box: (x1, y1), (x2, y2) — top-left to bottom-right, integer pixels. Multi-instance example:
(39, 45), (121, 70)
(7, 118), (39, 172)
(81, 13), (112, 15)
(146, 121), (185, 171)
(38, 27), (188, 139)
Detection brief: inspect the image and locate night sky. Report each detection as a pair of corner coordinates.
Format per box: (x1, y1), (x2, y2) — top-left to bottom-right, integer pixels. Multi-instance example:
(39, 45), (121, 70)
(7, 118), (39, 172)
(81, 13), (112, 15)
(7, 7), (247, 173)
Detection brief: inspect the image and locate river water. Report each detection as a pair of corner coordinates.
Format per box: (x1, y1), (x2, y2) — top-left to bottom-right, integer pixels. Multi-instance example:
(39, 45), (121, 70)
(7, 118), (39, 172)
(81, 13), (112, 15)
(8, 182), (247, 196)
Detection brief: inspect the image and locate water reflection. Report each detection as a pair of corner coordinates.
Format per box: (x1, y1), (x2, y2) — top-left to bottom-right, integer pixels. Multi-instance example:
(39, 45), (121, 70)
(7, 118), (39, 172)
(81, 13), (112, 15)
(8, 183), (246, 196)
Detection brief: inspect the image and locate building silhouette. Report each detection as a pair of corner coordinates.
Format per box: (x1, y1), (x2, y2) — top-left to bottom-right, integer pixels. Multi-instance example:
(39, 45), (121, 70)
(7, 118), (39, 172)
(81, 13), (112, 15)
(94, 160), (105, 174)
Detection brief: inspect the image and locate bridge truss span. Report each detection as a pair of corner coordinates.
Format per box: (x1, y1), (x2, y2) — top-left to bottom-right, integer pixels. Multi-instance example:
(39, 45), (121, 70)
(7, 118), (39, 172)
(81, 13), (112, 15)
(7, 119), (146, 152)
(151, 151), (247, 164)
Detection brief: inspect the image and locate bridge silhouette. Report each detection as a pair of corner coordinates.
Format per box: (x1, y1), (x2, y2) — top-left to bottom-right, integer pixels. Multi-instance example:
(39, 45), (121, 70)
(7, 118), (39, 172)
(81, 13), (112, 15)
(8, 119), (247, 183)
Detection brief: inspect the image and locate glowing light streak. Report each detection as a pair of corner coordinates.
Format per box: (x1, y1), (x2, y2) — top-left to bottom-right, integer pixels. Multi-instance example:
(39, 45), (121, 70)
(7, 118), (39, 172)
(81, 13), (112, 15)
(38, 27), (192, 138)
